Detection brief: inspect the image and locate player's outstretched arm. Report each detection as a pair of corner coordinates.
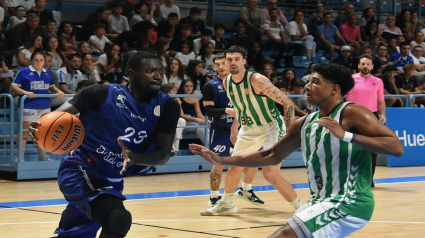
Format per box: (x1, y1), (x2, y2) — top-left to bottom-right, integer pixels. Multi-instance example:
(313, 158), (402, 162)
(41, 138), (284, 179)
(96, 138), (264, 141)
(314, 104), (403, 157)
(250, 73), (295, 128)
(189, 117), (304, 167)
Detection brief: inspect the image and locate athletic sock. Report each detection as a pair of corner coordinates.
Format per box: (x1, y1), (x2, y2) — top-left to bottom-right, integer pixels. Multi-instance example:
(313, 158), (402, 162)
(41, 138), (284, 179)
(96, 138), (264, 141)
(211, 190), (220, 198)
(289, 196), (303, 209)
(242, 182), (252, 191)
(223, 192), (234, 203)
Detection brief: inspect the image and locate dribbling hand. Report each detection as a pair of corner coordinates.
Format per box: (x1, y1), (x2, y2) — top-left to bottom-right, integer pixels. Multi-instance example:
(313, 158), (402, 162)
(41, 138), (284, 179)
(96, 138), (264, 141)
(313, 117), (345, 140)
(28, 112), (50, 145)
(118, 138), (133, 175)
(189, 144), (223, 165)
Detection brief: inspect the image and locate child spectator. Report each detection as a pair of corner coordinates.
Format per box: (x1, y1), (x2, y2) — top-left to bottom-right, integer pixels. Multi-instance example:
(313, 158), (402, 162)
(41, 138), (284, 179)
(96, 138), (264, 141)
(247, 42), (269, 71)
(7, 5), (26, 29)
(78, 41), (91, 55)
(228, 18), (250, 50)
(130, 2), (158, 27)
(196, 42), (216, 77)
(108, 2), (130, 35)
(280, 68), (296, 92)
(89, 23), (112, 57)
(212, 23), (227, 54)
(387, 38), (398, 58)
(186, 59), (209, 93)
(57, 21), (78, 56)
(168, 24), (193, 57)
(179, 7), (205, 38)
(287, 79), (313, 116)
(26, 0), (54, 26)
(160, 0), (180, 20)
(153, 36), (170, 68)
(259, 63), (278, 84)
(193, 28), (215, 55)
(12, 34), (43, 68)
(157, 12), (178, 38)
(95, 44), (123, 81)
(175, 41), (195, 67)
(81, 6), (114, 41)
(42, 52), (52, 69)
(45, 19), (57, 37)
(163, 58), (189, 88)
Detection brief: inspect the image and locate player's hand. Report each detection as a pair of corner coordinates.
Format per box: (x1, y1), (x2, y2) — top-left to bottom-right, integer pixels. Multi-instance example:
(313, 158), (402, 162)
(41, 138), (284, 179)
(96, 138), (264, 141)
(118, 138), (133, 175)
(313, 117), (345, 140)
(56, 91), (64, 99)
(226, 108), (236, 117)
(26, 92), (36, 98)
(230, 129), (238, 146)
(189, 143), (222, 165)
(379, 114), (386, 124)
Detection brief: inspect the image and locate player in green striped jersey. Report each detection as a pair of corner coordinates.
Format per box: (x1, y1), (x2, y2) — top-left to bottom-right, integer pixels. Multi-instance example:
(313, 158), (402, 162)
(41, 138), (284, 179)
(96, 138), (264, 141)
(190, 63), (403, 237)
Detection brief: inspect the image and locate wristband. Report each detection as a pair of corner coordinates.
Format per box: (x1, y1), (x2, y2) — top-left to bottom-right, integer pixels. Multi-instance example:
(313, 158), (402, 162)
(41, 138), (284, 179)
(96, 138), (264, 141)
(342, 131), (354, 142)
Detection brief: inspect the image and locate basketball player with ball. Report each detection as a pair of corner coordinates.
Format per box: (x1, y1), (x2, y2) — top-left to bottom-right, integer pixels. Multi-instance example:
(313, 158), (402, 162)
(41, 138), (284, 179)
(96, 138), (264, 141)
(29, 51), (180, 238)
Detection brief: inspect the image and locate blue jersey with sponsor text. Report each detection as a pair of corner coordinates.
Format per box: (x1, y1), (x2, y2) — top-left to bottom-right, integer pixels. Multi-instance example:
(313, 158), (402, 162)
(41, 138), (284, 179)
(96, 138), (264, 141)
(208, 77), (234, 129)
(78, 84), (170, 178)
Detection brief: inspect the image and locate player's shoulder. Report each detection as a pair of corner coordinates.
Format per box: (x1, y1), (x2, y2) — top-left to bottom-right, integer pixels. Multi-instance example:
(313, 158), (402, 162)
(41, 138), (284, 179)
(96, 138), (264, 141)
(342, 102), (374, 121)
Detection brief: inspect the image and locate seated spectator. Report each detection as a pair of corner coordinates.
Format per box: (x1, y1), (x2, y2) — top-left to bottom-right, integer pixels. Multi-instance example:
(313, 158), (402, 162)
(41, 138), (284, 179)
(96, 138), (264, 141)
(157, 12), (178, 38)
(352, 45), (382, 76)
(0, 51), (11, 94)
(396, 9), (414, 41)
(387, 38), (399, 58)
(212, 23), (227, 54)
(334, 4), (354, 28)
(411, 12), (425, 33)
(75, 79), (94, 93)
(57, 21), (78, 57)
(247, 42), (269, 71)
(228, 19), (250, 50)
(160, 0), (180, 20)
(7, 5), (26, 29)
(186, 59), (209, 93)
(280, 68), (296, 92)
(287, 79), (312, 117)
(193, 28), (215, 55)
(12, 34), (43, 68)
(239, 0), (262, 44)
(368, 34), (381, 55)
(80, 53), (100, 84)
(395, 63), (425, 105)
(259, 63), (278, 83)
(358, 7), (376, 41)
(160, 83), (186, 155)
(377, 16), (402, 43)
(163, 58), (189, 87)
(44, 36), (65, 86)
(81, 6), (114, 41)
(139, 20), (158, 48)
(108, 2), (130, 35)
(95, 44), (123, 81)
(307, 2), (324, 37)
(115, 21), (153, 52)
(375, 44), (391, 71)
(196, 42), (216, 77)
(46, 19), (57, 37)
(390, 41), (414, 73)
(56, 54), (85, 94)
(179, 7), (205, 38)
(317, 12), (346, 58)
(26, 0), (53, 26)
(411, 46), (425, 86)
(332, 45), (354, 70)
(177, 79), (208, 145)
(261, 0), (288, 27)
(364, 20), (379, 42)
(301, 63), (315, 83)
(78, 41), (91, 55)
(261, 7), (287, 68)
(379, 65), (404, 107)
(168, 24), (193, 57)
(285, 10), (316, 60)
(410, 32), (425, 50)
(175, 40), (195, 67)
(153, 37), (171, 68)
(130, 2), (157, 27)
(339, 14), (365, 54)
(89, 23), (113, 57)
(43, 53), (52, 69)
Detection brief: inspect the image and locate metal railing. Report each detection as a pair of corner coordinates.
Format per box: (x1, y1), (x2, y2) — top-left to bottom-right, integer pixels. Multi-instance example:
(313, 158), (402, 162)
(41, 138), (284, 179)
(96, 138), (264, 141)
(0, 94), (14, 165)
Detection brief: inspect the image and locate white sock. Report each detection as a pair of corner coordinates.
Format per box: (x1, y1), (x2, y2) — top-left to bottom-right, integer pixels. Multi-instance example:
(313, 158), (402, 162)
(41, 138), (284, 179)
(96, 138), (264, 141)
(242, 182), (252, 191)
(223, 192), (234, 203)
(289, 197), (303, 209)
(211, 190), (220, 198)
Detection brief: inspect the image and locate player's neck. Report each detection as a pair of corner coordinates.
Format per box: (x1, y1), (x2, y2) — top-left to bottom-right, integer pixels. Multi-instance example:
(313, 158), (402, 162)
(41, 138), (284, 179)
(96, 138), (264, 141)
(218, 74), (229, 81)
(318, 97), (344, 117)
(231, 70), (246, 83)
(129, 85), (152, 104)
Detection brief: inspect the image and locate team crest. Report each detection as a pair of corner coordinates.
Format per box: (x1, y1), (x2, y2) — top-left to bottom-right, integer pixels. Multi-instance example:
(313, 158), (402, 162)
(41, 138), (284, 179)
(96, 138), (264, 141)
(154, 105), (161, 116)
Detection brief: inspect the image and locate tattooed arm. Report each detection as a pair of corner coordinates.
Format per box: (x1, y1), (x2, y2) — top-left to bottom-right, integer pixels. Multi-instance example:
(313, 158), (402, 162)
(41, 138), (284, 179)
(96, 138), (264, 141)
(251, 73), (295, 128)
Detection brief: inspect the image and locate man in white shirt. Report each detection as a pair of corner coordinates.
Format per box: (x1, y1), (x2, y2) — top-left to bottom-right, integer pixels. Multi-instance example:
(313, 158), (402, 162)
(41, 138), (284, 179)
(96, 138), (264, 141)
(160, 0), (180, 20)
(410, 32), (425, 50)
(108, 2), (130, 35)
(57, 54), (85, 94)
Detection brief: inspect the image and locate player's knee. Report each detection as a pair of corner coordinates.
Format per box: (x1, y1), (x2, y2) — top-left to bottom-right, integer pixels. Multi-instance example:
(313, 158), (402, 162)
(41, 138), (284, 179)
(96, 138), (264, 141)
(107, 208), (132, 237)
(262, 170), (280, 184)
(228, 166), (244, 174)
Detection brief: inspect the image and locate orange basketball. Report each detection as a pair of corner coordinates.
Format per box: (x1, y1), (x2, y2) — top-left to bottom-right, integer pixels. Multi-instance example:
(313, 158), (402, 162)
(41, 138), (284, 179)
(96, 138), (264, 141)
(34, 111), (85, 154)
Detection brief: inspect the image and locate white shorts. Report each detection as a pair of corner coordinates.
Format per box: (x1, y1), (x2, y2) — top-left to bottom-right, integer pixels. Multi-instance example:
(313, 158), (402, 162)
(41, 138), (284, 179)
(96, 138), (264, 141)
(287, 202), (368, 238)
(233, 120), (284, 156)
(18, 108), (51, 122)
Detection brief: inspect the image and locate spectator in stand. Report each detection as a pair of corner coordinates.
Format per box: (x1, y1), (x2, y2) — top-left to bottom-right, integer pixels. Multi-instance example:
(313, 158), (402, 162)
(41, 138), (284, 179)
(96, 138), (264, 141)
(89, 23), (113, 57)
(157, 12), (178, 38)
(130, 2), (157, 27)
(390, 41), (414, 73)
(138, 21), (157, 48)
(375, 44), (391, 71)
(285, 10), (316, 60)
(44, 36), (65, 87)
(368, 34), (381, 55)
(387, 38), (399, 58)
(377, 15), (402, 44)
(396, 63), (425, 105)
(7, 5), (26, 29)
(358, 7), (375, 41)
(411, 12), (425, 33)
(352, 45), (382, 76)
(410, 32), (425, 50)
(11, 0), (34, 12)
(334, 4), (354, 28)
(247, 42), (269, 71)
(212, 23), (227, 54)
(259, 63), (278, 83)
(95, 44), (123, 81)
(153, 36), (170, 68)
(179, 7), (205, 38)
(193, 28), (215, 55)
(239, 0), (262, 44)
(280, 68), (296, 92)
(163, 58), (189, 87)
(317, 12), (347, 59)
(81, 6), (114, 41)
(300, 62), (315, 83)
(12, 34), (43, 68)
(196, 42), (216, 76)
(396, 9), (414, 41)
(168, 24), (193, 57)
(57, 21), (78, 57)
(26, 0), (53, 26)
(79, 53), (100, 84)
(56, 53), (85, 94)
(186, 59), (209, 93)
(228, 19), (250, 50)
(364, 20), (379, 42)
(287, 79), (312, 117)
(261, 7), (287, 68)
(0, 51), (11, 94)
(379, 65), (404, 107)
(411, 45), (425, 86)
(332, 45), (354, 70)
(45, 19), (57, 37)
(108, 2), (130, 35)
(160, 0), (180, 20)
(115, 21), (152, 52)
(175, 40), (195, 67)
(261, 0), (288, 27)
(339, 14), (365, 54)
(307, 2), (324, 37)
(78, 41), (91, 55)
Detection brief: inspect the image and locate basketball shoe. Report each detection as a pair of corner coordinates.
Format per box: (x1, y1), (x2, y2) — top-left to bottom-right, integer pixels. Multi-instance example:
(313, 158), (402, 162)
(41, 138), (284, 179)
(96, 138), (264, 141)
(208, 196), (222, 207)
(235, 187), (264, 205)
(200, 199), (237, 216)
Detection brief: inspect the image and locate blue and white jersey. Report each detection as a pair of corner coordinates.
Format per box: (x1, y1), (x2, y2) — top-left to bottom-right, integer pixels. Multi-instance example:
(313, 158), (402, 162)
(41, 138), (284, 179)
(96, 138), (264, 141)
(12, 66), (54, 109)
(57, 67), (85, 92)
(78, 84), (170, 178)
(209, 77), (234, 129)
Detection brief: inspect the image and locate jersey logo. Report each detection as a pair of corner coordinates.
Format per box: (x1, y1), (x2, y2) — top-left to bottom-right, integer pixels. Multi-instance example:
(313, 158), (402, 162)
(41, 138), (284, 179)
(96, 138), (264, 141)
(117, 95), (126, 104)
(154, 105), (161, 117)
(245, 89), (249, 94)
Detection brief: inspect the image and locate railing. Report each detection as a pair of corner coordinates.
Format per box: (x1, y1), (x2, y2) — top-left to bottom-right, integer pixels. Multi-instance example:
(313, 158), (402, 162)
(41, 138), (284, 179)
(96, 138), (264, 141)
(409, 94), (425, 107)
(0, 94), (14, 165)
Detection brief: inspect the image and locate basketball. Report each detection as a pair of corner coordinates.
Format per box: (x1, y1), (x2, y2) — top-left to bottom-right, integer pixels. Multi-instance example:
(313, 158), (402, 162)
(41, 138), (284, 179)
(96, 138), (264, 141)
(34, 111), (85, 154)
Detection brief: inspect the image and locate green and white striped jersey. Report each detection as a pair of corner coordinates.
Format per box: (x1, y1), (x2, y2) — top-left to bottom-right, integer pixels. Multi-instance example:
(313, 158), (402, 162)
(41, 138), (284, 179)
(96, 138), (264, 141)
(301, 102), (374, 221)
(226, 70), (283, 129)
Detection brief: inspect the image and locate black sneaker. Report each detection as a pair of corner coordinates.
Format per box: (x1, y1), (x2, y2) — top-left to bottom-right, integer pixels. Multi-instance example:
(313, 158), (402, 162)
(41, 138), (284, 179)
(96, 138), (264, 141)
(208, 195), (222, 207)
(235, 187), (265, 205)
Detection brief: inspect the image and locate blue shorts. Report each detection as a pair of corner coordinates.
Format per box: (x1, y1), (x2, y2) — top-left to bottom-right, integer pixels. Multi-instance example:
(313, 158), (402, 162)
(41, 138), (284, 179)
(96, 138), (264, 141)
(209, 124), (232, 156)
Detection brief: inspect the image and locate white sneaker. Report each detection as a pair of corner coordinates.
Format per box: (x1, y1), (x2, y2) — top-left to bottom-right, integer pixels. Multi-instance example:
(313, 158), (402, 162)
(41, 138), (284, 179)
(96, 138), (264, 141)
(200, 199), (237, 216)
(15, 157), (24, 163)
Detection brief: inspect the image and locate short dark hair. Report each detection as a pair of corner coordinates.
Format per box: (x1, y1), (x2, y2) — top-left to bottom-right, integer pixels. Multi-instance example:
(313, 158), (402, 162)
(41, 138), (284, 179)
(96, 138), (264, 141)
(77, 80), (93, 90)
(214, 23), (226, 31)
(274, 81), (288, 89)
(93, 23), (106, 32)
(126, 50), (159, 71)
(225, 45), (247, 59)
(132, 20), (153, 33)
(179, 24), (192, 30)
(400, 41), (411, 47)
(68, 53), (82, 61)
(189, 7), (201, 15)
(46, 19), (57, 25)
(213, 52), (226, 63)
(384, 64), (398, 73)
(201, 28), (213, 36)
(160, 83), (176, 94)
(323, 12), (332, 18)
(313, 63), (354, 96)
(268, 7), (279, 15)
(359, 54), (373, 62)
(30, 51), (44, 61)
(26, 13), (39, 19)
(168, 12), (179, 19)
(293, 79), (306, 88)
(369, 34), (380, 41)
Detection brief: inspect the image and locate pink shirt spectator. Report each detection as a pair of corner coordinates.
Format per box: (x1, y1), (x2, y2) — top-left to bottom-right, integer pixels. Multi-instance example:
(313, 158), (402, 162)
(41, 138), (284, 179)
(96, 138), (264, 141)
(339, 23), (361, 42)
(346, 73), (384, 112)
(261, 8), (288, 26)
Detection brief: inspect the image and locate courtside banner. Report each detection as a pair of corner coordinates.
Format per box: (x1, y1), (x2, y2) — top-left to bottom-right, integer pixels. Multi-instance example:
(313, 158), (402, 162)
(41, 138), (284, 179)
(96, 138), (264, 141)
(386, 108), (425, 166)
